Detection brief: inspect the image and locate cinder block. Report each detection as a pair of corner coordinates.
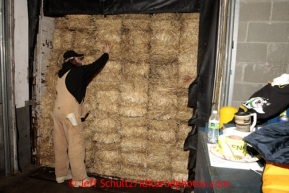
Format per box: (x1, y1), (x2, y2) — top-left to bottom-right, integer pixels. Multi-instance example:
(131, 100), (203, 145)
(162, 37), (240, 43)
(248, 23), (289, 42)
(236, 43), (267, 63)
(239, 2), (271, 21)
(234, 63), (244, 82)
(232, 101), (242, 109)
(243, 63), (286, 83)
(267, 43), (289, 63)
(272, 1), (289, 21)
(232, 82), (265, 102)
(237, 22), (248, 42)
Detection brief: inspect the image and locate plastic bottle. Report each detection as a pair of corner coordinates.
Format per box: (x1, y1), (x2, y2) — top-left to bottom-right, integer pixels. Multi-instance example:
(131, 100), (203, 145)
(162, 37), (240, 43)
(208, 110), (220, 144)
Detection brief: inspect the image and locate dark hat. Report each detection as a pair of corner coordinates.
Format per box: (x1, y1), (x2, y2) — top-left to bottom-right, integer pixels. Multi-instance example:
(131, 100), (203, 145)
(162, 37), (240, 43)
(63, 50), (84, 60)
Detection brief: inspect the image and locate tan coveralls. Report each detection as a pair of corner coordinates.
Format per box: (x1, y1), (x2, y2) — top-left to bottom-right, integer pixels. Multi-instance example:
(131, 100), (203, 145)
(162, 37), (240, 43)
(52, 71), (87, 180)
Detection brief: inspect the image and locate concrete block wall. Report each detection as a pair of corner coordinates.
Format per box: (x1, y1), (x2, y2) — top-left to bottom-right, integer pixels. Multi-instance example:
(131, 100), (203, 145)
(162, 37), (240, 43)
(231, 0), (289, 108)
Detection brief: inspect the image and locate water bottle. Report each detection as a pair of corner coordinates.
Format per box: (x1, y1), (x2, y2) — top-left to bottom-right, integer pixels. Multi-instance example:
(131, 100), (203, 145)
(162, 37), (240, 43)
(208, 110), (220, 144)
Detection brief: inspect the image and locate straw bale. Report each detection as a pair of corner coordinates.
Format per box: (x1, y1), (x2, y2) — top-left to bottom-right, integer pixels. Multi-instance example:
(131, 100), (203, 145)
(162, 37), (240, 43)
(150, 63), (178, 82)
(72, 31), (99, 55)
(91, 60), (122, 82)
(95, 17), (122, 29)
(40, 158), (54, 167)
(148, 81), (178, 96)
(178, 65), (197, 89)
(146, 142), (173, 156)
(147, 129), (176, 144)
(94, 19), (122, 44)
(170, 149), (189, 161)
(120, 152), (147, 168)
(55, 17), (68, 29)
(180, 18), (199, 36)
(149, 120), (178, 132)
(123, 19), (150, 31)
(85, 141), (95, 150)
(85, 150), (95, 167)
(95, 150), (120, 164)
(45, 73), (58, 94)
(52, 29), (74, 50)
(177, 91), (189, 107)
(171, 172), (188, 182)
(148, 91), (178, 111)
(38, 117), (53, 137)
(121, 29), (150, 62)
(122, 62), (150, 79)
(120, 117), (148, 127)
(98, 60), (121, 74)
(66, 15), (96, 31)
(151, 13), (180, 21)
(94, 68), (122, 83)
(147, 109), (176, 120)
(95, 143), (120, 151)
(95, 91), (119, 113)
(48, 50), (64, 68)
(121, 126), (148, 139)
(176, 137), (193, 150)
(151, 20), (180, 32)
(171, 160), (188, 174)
(150, 20), (180, 63)
(120, 92), (148, 106)
(146, 152), (172, 170)
(176, 111), (192, 122)
(121, 14), (151, 20)
(150, 39), (180, 63)
(83, 127), (95, 140)
(94, 162), (120, 177)
(88, 81), (119, 92)
(178, 53), (197, 73)
(120, 164), (147, 179)
(40, 93), (54, 117)
(82, 118), (93, 129)
(120, 139), (147, 153)
(146, 169), (172, 181)
(88, 110), (110, 122)
(176, 124), (192, 141)
(91, 117), (119, 133)
(119, 78), (149, 93)
(93, 133), (121, 144)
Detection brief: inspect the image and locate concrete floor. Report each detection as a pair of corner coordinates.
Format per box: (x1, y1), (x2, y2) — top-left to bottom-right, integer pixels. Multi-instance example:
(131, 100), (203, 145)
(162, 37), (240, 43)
(0, 165), (190, 193)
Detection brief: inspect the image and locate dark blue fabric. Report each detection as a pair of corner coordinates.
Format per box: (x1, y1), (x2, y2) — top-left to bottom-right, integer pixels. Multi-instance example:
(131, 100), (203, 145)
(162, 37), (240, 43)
(243, 122), (289, 165)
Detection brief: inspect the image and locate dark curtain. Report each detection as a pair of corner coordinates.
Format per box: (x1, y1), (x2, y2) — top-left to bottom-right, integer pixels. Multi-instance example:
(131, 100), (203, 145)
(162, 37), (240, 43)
(184, 0), (219, 191)
(43, 0), (200, 16)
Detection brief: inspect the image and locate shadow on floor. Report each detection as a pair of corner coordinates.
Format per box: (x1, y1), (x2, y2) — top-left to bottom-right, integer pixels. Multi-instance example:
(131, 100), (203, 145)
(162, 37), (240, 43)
(0, 165), (190, 193)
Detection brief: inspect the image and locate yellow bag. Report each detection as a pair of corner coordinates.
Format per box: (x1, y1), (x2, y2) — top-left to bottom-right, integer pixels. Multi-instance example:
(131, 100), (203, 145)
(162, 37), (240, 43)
(262, 163), (289, 193)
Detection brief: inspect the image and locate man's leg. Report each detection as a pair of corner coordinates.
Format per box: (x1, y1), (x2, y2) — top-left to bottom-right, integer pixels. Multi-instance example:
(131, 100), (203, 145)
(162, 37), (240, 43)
(66, 117), (87, 181)
(53, 113), (70, 178)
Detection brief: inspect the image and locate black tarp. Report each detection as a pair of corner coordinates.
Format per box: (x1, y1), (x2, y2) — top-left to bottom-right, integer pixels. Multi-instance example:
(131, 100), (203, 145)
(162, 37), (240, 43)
(184, 1), (219, 189)
(43, 0), (200, 16)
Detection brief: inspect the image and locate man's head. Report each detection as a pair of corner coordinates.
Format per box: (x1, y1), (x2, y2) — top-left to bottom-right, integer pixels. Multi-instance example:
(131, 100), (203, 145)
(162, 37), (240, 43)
(63, 50), (84, 66)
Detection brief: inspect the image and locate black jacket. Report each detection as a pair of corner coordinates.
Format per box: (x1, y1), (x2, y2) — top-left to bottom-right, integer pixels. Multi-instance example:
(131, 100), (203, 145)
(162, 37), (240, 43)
(58, 53), (109, 103)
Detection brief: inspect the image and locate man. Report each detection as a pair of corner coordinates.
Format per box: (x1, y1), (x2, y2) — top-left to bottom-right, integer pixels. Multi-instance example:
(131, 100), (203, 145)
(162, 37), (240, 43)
(52, 43), (112, 187)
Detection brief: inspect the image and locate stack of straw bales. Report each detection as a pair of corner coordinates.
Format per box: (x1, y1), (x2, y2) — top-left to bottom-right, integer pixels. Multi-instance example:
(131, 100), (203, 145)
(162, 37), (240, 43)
(37, 13), (199, 182)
